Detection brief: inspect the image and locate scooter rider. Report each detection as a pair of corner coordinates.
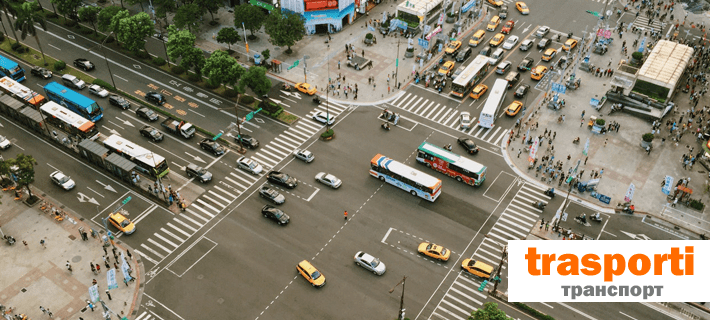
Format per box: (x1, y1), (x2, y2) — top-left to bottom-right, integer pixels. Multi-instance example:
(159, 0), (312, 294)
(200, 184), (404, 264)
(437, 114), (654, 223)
(592, 212), (601, 221)
(579, 213), (587, 224)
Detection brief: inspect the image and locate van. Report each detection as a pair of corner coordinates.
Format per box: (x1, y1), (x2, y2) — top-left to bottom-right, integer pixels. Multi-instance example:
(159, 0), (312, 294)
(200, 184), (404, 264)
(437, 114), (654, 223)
(468, 30), (486, 47)
(461, 259), (495, 279)
(504, 71), (520, 89)
(62, 74), (85, 90)
(486, 16), (500, 31)
(489, 48), (504, 65)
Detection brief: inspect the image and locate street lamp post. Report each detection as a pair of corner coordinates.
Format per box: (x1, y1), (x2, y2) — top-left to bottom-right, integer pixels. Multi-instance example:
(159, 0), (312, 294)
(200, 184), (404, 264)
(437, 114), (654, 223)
(325, 49), (331, 131)
(389, 276), (407, 320)
(88, 32), (118, 92)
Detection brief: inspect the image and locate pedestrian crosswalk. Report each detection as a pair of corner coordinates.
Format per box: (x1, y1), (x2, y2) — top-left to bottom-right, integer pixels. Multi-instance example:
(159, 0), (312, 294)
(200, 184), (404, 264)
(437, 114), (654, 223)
(135, 100), (350, 266)
(632, 16), (666, 33)
(389, 92), (510, 146)
(428, 183), (549, 320)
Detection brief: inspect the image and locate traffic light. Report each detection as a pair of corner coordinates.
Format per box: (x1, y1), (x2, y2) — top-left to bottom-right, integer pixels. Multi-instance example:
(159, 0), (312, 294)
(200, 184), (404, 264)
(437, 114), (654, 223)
(586, 10), (599, 17)
(478, 280), (488, 291)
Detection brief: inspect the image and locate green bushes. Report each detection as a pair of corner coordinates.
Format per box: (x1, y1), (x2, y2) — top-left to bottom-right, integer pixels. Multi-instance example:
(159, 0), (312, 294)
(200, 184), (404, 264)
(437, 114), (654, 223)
(0, 33), (5, 43)
(320, 129), (334, 138)
(224, 89), (238, 98)
(11, 42), (26, 53)
(259, 100), (283, 117)
(64, 20), (77, 28)
(188, 73), (202, 82)
(632, 51), (643, 60)
(595, 118), (606, 126)
(642, 133), (655, 142)
(152, 57), (166, 66)
(135, 51), (150, 59)
(92, 79), (114, 91)
(54, 60), (66, 71)
(690, 199), (705, 211)
(171, 65), (185, 74)
(105, 35), (115, 44)
(240, 95), (255, 104)
(513, 302), (555, 320)
(204, 81), (220, 89)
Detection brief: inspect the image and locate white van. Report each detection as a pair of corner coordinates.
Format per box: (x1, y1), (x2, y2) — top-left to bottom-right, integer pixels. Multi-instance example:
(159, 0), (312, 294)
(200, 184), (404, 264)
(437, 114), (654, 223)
(62, 74), (85, 90)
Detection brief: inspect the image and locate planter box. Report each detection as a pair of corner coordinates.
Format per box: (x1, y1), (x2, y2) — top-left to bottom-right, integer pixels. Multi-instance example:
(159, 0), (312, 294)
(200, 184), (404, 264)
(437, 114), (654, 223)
(320, 134), (335, 141)
(405, 50), (415, 58)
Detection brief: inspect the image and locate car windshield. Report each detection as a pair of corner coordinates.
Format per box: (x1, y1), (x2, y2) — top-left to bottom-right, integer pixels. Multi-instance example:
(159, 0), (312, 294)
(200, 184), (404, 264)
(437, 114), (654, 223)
(311, 271), (321, 280)
(212, 142), (221, 148)
(274, 211), (283, 218)
(371, 258), (380, 267)
(197, 168), (207, 175)
(145, 110), (154, 116)
(249, 162), (257, 169)
(120, 220), (130, 227)
(0, 135), (6, 142)
(442, 249), (448, 255)
(149, 129), (158, 135)
(57, 175), (69, 183)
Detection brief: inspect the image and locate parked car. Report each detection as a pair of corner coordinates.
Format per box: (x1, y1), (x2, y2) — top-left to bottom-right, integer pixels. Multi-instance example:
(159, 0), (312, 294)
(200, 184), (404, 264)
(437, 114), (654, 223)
(295, 82), (317, 95)
(451, 66), (465, 80)
(88, 84), (109, 98)
(470, 84), (488, 100)
(458, 136), (479, 154)
(136, 107), (159, 122)
(293, 149), (315, 163)
(0, 135), (11, 149)
(505, 101), (524, 116)
(73, 58), (95, 71)
(496, 61), (512, 74)
(185, 163), (212, 183)
(235, 134), (259, 149)
(267, 171), (298, 189)
(519, 39), (534, 51)
(518, 57), (534, 71)
(501, 20), (514, 34)
(262, 205), (290, 225)
(502, 35), (519, 49)
(139, 125), (164, 142)
(535, 26), (550, 37)
(259, 186), (285, 204)
(30, 66), (52, 79)
(109, 94), (130, 110)
(537, 38), (551, 49)
(50, 170), (75, 190)
(315, 172), (342, 188)
(237, 156), (263, 175)
(199, 138), (226, 156)
(145, 92), (166, 105)
(354, 251), (386, 275)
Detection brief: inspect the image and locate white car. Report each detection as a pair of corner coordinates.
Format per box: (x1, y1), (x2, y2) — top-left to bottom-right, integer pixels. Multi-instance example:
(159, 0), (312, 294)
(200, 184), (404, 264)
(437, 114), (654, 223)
(312, 111), (335, 125)
(535, 26), (550, 38)
(0, 135), (11, 149)
(315, 172), (342, 189)
(88, 84), (109, 98)
(519, 39), (534, 51)
(502, 35), (519, 50)
(354, 251), (386, 275)
(50, 170), (75, 190)
(293, 149), (315, 163)
(237, 156), (263, 175)
(460, 112), (473, 129)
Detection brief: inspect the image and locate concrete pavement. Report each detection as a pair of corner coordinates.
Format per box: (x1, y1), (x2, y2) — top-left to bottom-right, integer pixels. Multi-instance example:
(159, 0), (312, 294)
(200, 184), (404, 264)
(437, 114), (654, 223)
(0, 186), (144, 320)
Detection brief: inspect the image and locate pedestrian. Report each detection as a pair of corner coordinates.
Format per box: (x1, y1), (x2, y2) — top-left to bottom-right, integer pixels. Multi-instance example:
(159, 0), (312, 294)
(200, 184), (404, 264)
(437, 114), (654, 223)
(90, 262), (96, 274)
(106, 290), (112, 300)
(545, 223), (549, 231)
(518, 149), (522, 158)
(103, 246), (107, 255)
(22, 240), (27, 246)
(540, 222), (543, 230)
(581, 110), (585, 119)
(47, 309), (53, 318)
(672, 197), (678, 207)
(604, 139), (608, 147)
(646, 146), (652, 154)
(96, 263), (101, 273)
(362, 49), (365, 57)
(40, 239), (46, 248)
(114, 262), (118, 269)
(553, 131), (556, 140)
(104, 258), (110, 269)
(92, 279), (97, 286)
(40, 306), (47, 314)
(126, 250), (132, 260)
(88, 301), (94, 311)
(337, 60), (340, 69)
(581, 119), (584, 127)
(66, 261), (72, 273)
(113, 252), (118, 262)
(344, 210), (348, 220)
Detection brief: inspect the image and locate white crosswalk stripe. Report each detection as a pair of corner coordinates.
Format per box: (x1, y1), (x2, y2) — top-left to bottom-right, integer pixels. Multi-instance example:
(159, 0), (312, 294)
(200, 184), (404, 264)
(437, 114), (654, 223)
(428, 184), (549, 320)
(137, 101), (352, 266)
(632, 16), (665, 32)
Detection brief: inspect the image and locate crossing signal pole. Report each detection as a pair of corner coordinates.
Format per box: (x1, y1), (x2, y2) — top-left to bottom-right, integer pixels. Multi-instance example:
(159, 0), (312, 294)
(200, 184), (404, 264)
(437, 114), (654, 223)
(389, 276), (407, 320)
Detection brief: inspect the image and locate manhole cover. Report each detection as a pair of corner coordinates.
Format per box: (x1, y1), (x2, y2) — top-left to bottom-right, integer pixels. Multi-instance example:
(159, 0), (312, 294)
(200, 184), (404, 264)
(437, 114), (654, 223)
(21, 288), (27, 293)
(217, 298), (224, 304)
(197, 274), (204, 280)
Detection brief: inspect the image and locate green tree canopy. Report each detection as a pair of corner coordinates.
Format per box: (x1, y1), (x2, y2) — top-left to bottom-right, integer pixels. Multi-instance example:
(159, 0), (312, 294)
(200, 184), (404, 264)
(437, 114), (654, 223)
(0, 0), (18, 44)
(78, 6), (100, 35)
(469, 302), (513, 320)
(203, 50), (245, 88)
(153, 0), (176, 20)
(240, 66), (271, 97)
(125, 0), (144, 12)
(15, 2), (48, 66)
(173, 3), (203, 33)
(117, 12), (152, 53)
(166, 25), (205, 75)
(195, 0), (220, 21)
(51, 0), (82, 21)
(216, 27), (240, 50)
(10, 154), (36, 198)
(264, 10), (306, 54)
(233, 4), (265, 38)
(97, 6), (123, 32)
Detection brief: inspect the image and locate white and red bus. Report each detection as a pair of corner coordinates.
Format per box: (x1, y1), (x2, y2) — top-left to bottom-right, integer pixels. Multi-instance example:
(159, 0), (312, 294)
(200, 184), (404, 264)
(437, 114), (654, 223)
(0, 76), (45, 108)
(416, 142), (487, 186)
(369, 153), (442, 202)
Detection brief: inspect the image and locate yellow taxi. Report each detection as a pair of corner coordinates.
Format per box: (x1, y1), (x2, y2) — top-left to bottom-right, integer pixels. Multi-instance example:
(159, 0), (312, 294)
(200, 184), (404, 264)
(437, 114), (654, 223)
(469, 30), (486, 47)
(461, 258), (495, 278)
(486, 16), (501, 31)
(563, 38), (578, 51)
(531, 65), (548, 80)
(418, 242), (451, 261)
(297, 260), (326, 287)
(469, 84), (488, 100)
(541, 48), (557, 61)
(487, 0), (503, 6)
(108, 211), (135, 235)
(438, 61), (455, 76)
(445, 40), (462, 55)
(295, 82), (317, 95)
(515, 1), (530, 14)
(489, 33), (505, 47)
(505, 100), (524, 116)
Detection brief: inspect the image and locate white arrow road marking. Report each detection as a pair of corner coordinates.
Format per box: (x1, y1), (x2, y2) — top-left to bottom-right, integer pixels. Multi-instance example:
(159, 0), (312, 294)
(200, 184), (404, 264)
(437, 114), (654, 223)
(108, 128), (121, 136)
(76, 192), (100, 205)
(620, 230), (652, 240)
(114, 117), (135, 127)
(95, 180), (117, 193)
(184, 152), (206, 163)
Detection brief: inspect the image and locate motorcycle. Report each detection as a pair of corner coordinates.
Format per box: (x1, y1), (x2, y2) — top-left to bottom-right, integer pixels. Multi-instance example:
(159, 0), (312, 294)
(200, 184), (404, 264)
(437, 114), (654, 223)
(567, 32), (573, 39)
(574, 215), (589, 225)
(616, 202), (635, 214)
(590, 213), (603, 222)
(281, 83), (293, 91)
(443, 144), (453, 151)
(381, 122), (391, 131)
(532, 201), (546, 210)
(5, 235), (15, 245)
(544, 188), (555, 198)
(313, 96), (322, 105)
(572, 137), (580, 144)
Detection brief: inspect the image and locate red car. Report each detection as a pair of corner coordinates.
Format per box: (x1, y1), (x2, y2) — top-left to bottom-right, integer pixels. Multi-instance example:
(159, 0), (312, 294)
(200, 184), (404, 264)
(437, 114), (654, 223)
(501, 20), (515, 34)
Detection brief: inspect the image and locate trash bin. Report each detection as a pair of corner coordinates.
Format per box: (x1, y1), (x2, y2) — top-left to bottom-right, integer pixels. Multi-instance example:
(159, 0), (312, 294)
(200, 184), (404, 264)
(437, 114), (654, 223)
(254, 53), (262, 65)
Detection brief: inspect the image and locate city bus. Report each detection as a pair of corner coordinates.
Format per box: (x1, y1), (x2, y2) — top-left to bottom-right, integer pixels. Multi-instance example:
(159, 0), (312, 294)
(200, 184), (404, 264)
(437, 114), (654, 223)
(369, 153), (442, 202)
(479, 79), (507, 128)
(40, 101), (99, 140)
(43, 82), (103, 122)
(0, 76), (45, 108)
(102, 134), (170, 178)
(0, 55), (25, 82)
(451, 55), (490, 98)
(416, 142), (487, 186)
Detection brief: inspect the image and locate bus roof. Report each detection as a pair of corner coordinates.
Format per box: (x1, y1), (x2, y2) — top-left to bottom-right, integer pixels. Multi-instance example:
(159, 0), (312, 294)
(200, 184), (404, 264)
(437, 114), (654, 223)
(418, 142), (487, 173)
(0, 77), (44, 105)
(0, 55), (18, 70)
(452, 55), (490, 87)
(44, 82), (96, 107)
(371, 154), (441, 187)
(481, 79), (508, 113)
(40, 101), (94, 132)
(103, 134), (166, 167)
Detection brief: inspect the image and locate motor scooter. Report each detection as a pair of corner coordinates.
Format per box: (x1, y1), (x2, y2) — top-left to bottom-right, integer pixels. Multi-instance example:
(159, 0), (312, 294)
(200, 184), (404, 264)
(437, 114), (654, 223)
(381, 122), (391, 131)
(590, 213), (603, 222)
(532, 201), (546, 210)
(616, 202), (635, 214)
(544, 188), (555, 198)
(5, 235), (15, 245)
(574, 215), (589, 226)
(313, 96), (322, 105)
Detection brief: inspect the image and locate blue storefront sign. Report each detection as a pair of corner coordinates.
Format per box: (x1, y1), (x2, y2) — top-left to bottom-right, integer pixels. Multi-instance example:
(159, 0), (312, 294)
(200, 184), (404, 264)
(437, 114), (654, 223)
(662, 175), (674, 195)
(598, 194), (611, 204)
(462, 0), (476, 13)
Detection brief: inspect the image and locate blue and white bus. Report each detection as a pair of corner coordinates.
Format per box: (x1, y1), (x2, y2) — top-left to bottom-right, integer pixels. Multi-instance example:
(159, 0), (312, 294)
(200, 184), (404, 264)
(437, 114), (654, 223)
(0, 55), (26, 82)
(43, 82), (103, 122)
(369, 153), (442, 202)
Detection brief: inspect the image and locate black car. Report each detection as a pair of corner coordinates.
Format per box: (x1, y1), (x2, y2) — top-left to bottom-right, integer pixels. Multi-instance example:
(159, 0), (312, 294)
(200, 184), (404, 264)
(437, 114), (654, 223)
(455, 47), (472, 62)
(186, 163), (212, 183)
(537, 38), (550, 50)
(199, 138), (226, 156)
(457, 136), (479, 154)
(267, 171), (298, 189)
(235, 134), (259, 149)
(480, 45), (492, 57)
(73, 58), (95, 71)
(262, 205), (290, 225)
(139, 125), (164, 142)
(259, 186), (285, 204)
(515, 84), (530, 98)
(136, 107), (159, 122)
(145, 91), (166, 105)
(109, 94), (130, 110)
(518, 57), (534, 71)
(30, 66), (52, 79)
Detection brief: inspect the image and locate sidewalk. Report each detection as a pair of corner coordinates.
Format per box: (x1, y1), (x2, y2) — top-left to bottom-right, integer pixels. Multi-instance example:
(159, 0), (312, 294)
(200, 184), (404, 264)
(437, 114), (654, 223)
(0, 188), (144, 320)
(500, 1), (710, 236)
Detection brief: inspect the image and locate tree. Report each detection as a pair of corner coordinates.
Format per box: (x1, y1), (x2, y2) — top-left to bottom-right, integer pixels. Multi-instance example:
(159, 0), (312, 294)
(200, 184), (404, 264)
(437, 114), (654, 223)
(261, 49), (270, 61)
(195, 0), (220, 22)
(469, 302), (512, 320)
(52, 0), (82, 22)
(166, 25), (205, 75)
(153, 0), (176, 24)
(0, 0), (19, 44)
(97, 6), (122, 32)
(117, 12), (152, 53)
(233, 4), (265, 39)
(173, 3), (203, 33)
(15, 2), (48, 65)
(216, 27), (239, 51)
(108, 9), (129, 45)
(203, 50), (244, 89)
(264, 10), (306, 54)
(240, 66), (271, 96)
(9, 154), (37, 200)
(125, 0), (143, 12)
(78, 6), (100, 35)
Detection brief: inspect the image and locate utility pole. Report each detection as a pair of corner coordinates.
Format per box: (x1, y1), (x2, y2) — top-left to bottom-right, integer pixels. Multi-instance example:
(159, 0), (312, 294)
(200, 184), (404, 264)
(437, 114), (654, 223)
(325, 49), (331, 131)
(389, 276), (407, 320)
(490, 244), (507, 297)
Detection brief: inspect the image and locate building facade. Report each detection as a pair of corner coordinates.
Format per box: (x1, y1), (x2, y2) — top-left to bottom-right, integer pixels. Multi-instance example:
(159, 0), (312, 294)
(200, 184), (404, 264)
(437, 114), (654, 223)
(282, 0), (356, 34)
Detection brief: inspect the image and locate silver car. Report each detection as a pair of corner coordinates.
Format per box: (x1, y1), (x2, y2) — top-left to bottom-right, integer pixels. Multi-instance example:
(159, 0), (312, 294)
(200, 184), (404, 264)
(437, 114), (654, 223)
(315, 172), (342, 189)
(519, 39), (534, 51)
(501, 35), (519, 50)
(460, 112), (473, 129)
(237, 156), (263, 175)
(0, 135), (11, 149)
(354, 251), (386, 275)
(293, 149), (315, 163)
(88, 84), (109, 98)
(50, 170), (75, 190)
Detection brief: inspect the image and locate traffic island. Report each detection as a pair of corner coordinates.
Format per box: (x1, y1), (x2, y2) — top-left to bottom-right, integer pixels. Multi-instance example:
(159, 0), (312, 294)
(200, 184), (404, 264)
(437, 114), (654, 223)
(320, 129), (335, 141)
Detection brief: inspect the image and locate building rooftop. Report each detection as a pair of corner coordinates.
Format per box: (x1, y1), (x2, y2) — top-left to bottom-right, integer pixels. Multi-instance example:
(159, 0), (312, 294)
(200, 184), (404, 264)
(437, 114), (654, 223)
(397, 0), (444, 17)
(637, 40), (694, 89)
